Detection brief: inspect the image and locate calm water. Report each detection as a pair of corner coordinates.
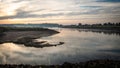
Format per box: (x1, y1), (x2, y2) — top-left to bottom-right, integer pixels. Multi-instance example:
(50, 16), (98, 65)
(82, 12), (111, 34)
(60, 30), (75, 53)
(0, 28), (120, 65)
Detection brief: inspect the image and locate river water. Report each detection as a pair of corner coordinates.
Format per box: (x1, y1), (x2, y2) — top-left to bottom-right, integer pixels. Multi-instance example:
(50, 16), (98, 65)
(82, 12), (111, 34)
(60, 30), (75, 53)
(0, 28), (120, 65)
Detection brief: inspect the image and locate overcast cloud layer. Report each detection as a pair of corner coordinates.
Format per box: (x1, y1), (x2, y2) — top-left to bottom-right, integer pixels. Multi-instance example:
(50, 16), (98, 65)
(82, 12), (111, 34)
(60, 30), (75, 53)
(0, 0), (120, 24)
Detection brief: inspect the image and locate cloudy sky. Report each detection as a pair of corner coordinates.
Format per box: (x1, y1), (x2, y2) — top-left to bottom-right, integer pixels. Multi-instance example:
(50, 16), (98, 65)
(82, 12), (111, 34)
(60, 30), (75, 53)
(0, 0), (120, 24)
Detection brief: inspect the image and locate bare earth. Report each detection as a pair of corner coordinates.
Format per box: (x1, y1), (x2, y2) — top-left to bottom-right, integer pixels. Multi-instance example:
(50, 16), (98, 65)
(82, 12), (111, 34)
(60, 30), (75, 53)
(0, 28), (59, 44)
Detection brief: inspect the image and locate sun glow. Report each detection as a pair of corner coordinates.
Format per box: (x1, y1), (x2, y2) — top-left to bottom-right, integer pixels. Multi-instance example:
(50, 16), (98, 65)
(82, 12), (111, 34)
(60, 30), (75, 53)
(0, 1), (27, 16)
(0, 0), (120, 24)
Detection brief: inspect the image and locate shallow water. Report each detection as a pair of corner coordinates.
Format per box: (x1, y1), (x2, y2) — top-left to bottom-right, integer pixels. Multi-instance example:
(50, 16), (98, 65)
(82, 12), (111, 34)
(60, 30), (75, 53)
(0, 28), (120, 65)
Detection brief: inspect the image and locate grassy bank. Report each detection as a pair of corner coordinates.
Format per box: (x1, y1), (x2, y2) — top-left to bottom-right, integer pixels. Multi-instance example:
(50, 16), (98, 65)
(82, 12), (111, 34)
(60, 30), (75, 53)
(0, 59), (119, 68)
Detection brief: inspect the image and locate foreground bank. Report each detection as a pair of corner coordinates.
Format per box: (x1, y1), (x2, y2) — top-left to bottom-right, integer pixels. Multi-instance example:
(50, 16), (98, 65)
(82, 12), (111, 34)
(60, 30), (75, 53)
(0, 59), (120, 68)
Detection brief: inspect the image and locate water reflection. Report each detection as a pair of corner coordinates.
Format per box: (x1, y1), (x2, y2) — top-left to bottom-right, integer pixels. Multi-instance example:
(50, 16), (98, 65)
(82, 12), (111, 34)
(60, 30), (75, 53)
(77, 29), (120, 36)
(0, 28), (120, 65)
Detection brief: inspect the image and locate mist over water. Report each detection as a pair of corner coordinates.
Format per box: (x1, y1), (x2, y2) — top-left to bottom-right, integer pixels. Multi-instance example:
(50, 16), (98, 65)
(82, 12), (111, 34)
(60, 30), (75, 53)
(0, 28), (120, 65)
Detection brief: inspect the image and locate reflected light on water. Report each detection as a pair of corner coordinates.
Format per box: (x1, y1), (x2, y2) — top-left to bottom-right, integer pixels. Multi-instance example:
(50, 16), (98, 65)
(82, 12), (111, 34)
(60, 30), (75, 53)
(0, 28), (120, 65)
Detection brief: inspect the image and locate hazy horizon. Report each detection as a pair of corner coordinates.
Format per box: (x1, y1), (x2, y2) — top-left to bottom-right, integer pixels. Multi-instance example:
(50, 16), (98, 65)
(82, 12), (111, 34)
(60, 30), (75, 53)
(0, 0), (120, 24)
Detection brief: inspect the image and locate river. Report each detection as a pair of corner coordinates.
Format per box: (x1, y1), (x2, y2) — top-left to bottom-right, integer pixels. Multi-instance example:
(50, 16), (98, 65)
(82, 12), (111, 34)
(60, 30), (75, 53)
(0, 28), (120, 65)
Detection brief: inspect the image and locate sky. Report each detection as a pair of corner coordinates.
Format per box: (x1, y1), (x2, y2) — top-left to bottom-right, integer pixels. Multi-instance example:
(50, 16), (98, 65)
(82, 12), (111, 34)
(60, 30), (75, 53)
(0, 0), (120, 24)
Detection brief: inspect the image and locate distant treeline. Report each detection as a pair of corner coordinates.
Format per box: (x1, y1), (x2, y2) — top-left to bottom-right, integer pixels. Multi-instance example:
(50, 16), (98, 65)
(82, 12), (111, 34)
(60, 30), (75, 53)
(62, 22), (120, 27)
(0, 23), (61, 28)
(78, 22), (120, 26)
(0, 22), (120, 31)
(62, 22), (120, 31)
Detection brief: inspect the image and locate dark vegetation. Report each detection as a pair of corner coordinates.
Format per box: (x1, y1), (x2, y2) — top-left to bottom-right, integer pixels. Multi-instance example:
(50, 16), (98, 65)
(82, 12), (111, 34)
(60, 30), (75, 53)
(0, 27), (7, 37)
(62, 22), (120, 31)
(0, 23), (61, 28)
(0, 59), (119, 68)
(0, 26), (54, 32)
(1, 22), (120, 31)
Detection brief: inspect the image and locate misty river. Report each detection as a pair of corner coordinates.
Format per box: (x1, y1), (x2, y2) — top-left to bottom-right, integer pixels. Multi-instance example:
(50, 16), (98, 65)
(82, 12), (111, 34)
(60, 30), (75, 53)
(0, 28), (120, 65)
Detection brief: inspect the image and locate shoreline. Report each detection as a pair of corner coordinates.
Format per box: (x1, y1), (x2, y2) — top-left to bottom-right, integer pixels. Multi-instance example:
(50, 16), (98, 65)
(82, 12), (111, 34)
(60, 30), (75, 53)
(62, 27), (120, 32)
(0, 59), (120, 68)
(0, 27), (64, 48)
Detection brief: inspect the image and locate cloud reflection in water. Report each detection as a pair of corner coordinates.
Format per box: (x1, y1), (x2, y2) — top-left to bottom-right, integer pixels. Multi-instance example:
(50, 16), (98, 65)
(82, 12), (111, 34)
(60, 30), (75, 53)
(0, 28), (120, 65)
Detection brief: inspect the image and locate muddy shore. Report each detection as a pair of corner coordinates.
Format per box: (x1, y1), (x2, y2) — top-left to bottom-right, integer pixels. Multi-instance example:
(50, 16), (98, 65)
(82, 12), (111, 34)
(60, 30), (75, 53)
(0, 27), (65, 48)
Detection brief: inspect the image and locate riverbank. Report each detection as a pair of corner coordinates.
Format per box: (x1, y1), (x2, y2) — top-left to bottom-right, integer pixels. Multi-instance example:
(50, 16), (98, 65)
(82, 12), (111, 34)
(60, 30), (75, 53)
(0, 59), (119, 68)
(62, 26), (120, 32)
(61, 22), (120, 32)
(0, 27), (64, 48)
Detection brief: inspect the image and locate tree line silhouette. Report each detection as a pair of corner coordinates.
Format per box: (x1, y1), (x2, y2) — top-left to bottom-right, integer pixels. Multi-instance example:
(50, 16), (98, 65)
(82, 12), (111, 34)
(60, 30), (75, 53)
(78, 22), (120, 27)
(61, 22), (120, 31)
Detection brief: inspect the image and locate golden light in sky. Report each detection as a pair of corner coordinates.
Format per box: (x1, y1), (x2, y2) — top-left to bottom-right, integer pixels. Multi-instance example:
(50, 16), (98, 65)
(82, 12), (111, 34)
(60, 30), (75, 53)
(0, 0), (120, 24)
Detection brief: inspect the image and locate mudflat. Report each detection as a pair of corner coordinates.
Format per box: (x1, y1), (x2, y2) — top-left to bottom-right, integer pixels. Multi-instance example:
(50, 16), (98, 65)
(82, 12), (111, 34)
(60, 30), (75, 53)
(0, 27), (63, 48)
(1, 30), (58, 42)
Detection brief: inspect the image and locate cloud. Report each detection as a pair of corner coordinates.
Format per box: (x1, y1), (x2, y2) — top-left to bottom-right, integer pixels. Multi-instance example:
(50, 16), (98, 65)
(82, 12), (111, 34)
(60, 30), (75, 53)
(80, 6), (102, 8)
(0, 0), (120, 23)
(12, 0), (29, 3)
(0, 9), (64, 20)
(96, 0), (120, 2)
